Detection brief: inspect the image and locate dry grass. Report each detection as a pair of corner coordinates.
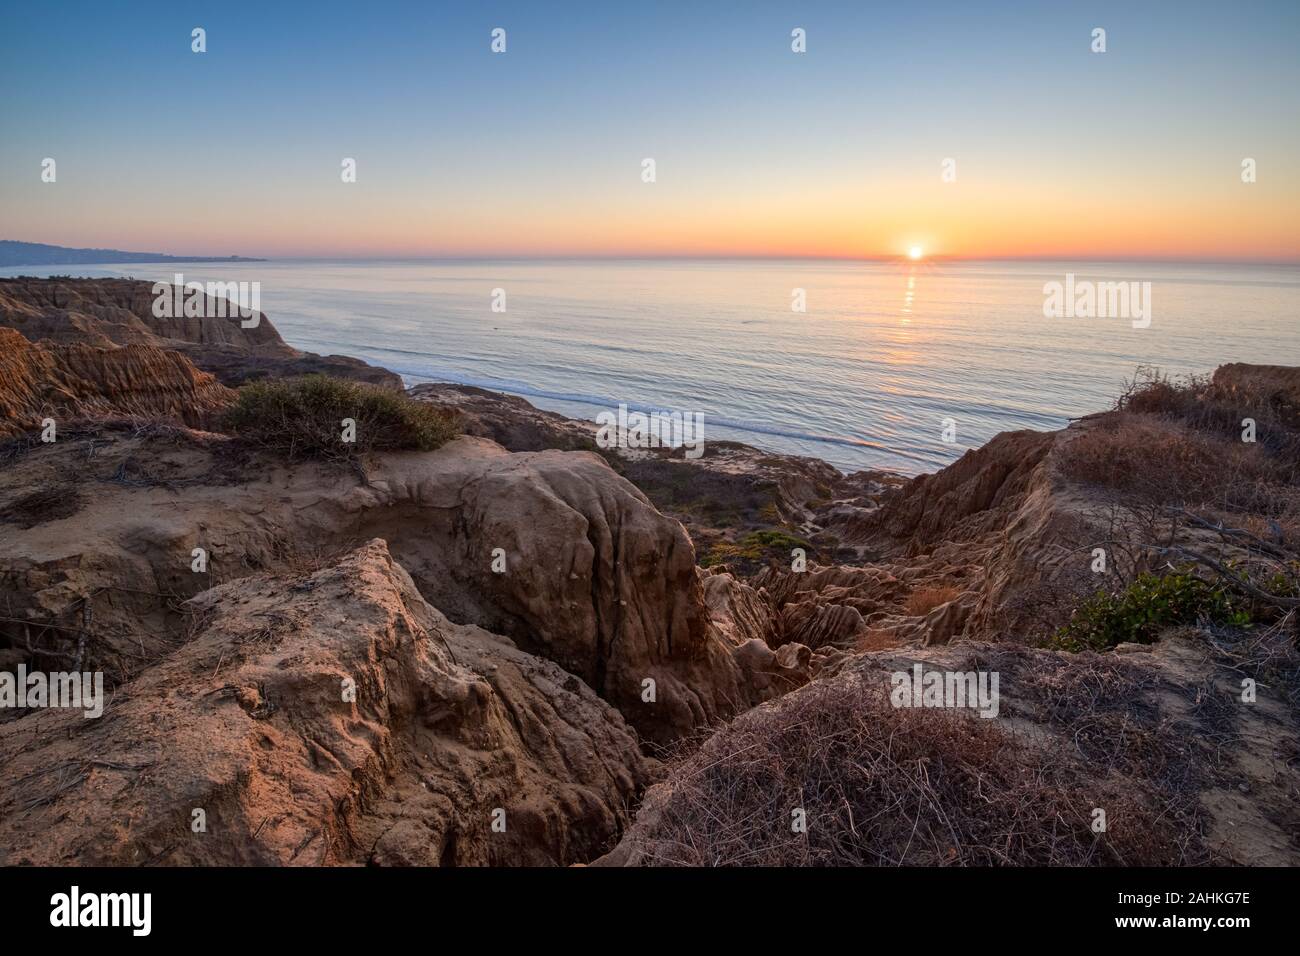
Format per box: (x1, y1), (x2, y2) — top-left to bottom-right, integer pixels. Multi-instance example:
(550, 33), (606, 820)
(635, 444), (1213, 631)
(1059, 416), (1286, 510)
(905, 584), (960, 617)
(855, 627), (901, 651)
(1059, 367), (1300, 517)
(264, 536), (362, 578)
(1198, 615), (1300, 709)
(1118, 366), (1299, 438)
(633, 674), (1193, 866)
(973, 646), (1196, 777)
(1056, 368), (1300, 619)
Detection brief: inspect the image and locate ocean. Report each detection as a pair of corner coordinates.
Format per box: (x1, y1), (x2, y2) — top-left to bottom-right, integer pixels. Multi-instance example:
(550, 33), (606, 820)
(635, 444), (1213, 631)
(5, 259), (1297, 474)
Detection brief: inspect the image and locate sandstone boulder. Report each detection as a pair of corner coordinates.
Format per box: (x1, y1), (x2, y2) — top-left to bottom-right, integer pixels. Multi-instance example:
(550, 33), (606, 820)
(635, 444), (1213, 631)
(0, 540), (651, 866)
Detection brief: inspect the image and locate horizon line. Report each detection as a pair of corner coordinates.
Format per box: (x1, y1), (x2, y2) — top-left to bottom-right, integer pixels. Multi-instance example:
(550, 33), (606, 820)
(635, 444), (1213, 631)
(6, 240), (1299, 268)
(261, 253), (1300, 266)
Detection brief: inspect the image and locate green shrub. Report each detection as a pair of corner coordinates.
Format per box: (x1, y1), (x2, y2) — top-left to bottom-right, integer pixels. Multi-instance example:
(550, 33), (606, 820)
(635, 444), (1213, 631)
(701, 529), (812, 572)
(1049, 569), (1251, 652)
(223, 375), (459, 460)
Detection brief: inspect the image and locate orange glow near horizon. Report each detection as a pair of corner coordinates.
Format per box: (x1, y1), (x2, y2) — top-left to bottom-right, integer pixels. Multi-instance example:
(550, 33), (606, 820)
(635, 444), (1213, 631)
(8, 166), (1300, 263)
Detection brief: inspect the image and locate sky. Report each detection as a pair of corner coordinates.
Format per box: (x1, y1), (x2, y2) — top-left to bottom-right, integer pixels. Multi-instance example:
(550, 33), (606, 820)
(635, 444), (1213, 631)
(1, 0), (1298, 261)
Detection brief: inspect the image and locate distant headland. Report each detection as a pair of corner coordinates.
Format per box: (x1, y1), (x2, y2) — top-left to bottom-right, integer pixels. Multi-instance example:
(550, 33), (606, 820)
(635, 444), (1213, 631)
(0, 240), (264, 268)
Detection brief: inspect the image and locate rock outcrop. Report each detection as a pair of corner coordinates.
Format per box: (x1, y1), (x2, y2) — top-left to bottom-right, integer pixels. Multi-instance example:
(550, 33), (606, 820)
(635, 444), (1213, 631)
(0, 540), (652, 866)
(858, 430), (1057, 551)
(0, 277), (401, 389)
(784, 427), (1097, 645)
(407, 383), (601, 452)
(0, 427), (801, 744)
(0, 327), (235, 436)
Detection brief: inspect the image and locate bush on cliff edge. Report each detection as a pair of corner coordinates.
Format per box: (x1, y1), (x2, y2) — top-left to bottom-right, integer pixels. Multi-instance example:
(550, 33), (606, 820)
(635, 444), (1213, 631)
(223, 375), (459, 460)
(1049, 569), (1251, 652)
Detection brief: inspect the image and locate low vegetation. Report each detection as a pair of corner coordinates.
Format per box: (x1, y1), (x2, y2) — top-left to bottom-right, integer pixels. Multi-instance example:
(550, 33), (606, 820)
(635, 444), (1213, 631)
(633, 675), (1191, 865)
(701, 529), (812, 575)
(1059, 367), (1300, 521)
(1053, 368), (1300, 644)
(1118, 365), (1298, 436)
(1049, 569), (1251, 652)
(223, 375), (459, 461)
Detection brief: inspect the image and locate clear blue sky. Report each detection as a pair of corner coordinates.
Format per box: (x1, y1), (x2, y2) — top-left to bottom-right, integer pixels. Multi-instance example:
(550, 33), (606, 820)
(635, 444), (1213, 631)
(2, 0), (1297, 259)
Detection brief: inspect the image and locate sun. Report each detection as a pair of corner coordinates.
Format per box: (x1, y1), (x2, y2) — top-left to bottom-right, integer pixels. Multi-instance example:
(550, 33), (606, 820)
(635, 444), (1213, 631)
(908, 246), (924, 260)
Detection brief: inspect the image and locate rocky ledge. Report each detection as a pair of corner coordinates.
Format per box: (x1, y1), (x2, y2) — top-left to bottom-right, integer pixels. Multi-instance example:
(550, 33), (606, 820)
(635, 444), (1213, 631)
(0, 277), (401, 390)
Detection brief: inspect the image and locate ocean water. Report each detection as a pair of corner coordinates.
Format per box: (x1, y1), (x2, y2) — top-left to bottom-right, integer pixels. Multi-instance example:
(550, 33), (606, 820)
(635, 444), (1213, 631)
(5, 259), (1297, 475)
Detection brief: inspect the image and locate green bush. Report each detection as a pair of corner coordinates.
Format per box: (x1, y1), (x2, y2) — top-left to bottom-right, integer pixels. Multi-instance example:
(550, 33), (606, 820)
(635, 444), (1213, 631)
(223, 375), (459, 460)
(1049, 569), (1251, 652)
(701, 529), (812, 572)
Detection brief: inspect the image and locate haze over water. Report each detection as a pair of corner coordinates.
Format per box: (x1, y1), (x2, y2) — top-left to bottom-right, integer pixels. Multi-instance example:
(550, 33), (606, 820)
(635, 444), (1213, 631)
(8, 259), (1297, 474)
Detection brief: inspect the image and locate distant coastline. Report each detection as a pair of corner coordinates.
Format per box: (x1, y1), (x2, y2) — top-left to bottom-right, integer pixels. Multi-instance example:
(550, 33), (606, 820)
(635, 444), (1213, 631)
(0, 240), (263, 268)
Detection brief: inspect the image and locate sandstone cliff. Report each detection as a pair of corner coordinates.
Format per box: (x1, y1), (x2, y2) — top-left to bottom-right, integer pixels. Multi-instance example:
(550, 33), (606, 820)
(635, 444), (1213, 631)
(0, 327), (234, 436)
(0, 426), (808, 746)
(0, 277), (401, 389)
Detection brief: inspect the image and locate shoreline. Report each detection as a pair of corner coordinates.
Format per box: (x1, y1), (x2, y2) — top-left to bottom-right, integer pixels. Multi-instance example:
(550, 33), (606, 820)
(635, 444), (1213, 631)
(397, 371), (935, 478)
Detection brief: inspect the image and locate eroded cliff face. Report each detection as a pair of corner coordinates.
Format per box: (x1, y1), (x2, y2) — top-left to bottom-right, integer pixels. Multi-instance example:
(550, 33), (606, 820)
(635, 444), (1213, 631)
(596, 363), (1300, 867)
(0, 418), (818, 864)
(0, 276), (290, 352)
(409, 381), (897, 565)
(409, 370), (1300, 656)
(402, 384), (1122, 651)
(0, 277), (402, 389)
(0, 327), (235, 436)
